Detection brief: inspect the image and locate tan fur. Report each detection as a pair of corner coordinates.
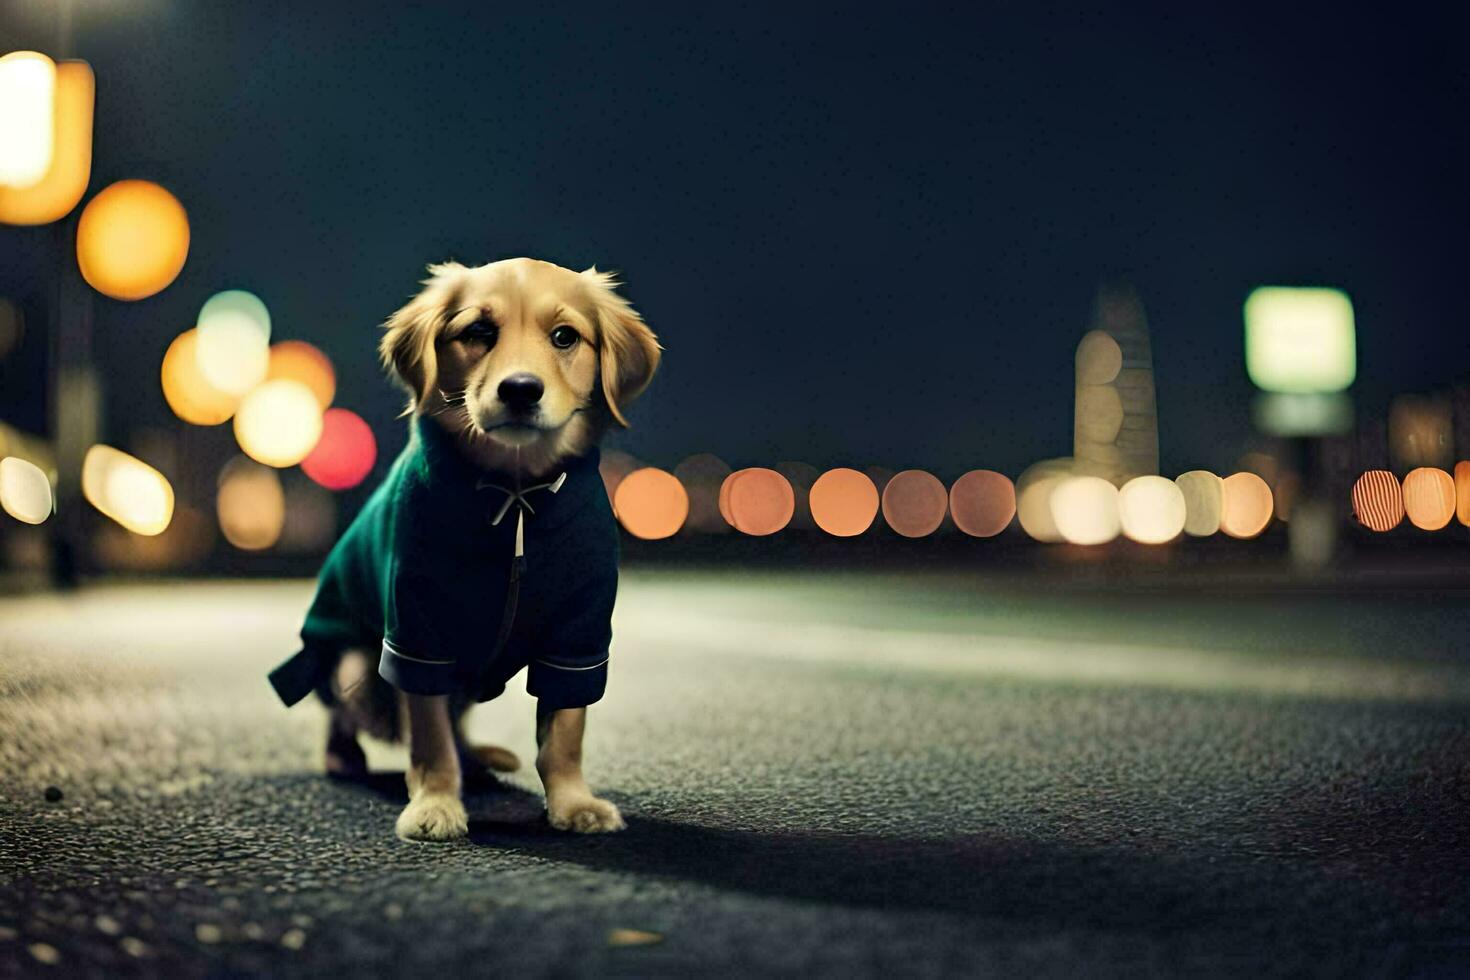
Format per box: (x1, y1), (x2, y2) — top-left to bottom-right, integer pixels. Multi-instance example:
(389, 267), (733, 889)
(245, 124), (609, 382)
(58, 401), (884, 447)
(380, 257), (661, 480)
(337, 257), (657, 842)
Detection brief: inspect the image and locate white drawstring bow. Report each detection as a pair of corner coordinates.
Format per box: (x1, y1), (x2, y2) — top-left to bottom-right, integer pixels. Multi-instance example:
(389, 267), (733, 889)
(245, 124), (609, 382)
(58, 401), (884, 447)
(476, 471), (568, 564)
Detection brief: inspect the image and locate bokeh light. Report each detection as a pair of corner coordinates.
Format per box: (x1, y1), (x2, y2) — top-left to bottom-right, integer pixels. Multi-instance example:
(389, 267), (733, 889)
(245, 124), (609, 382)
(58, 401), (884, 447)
(0, 456), (52, 524)
(675, 453), (733, 533)
(809, 468), (879, 537)
(1457, 461), (1470, 527)
(1401, 467), (1455, 531)
(1118, 475), (1186, 544)
(266, 340), (335, 409)
(76, 180), (190, 300)
(217, 456), (285, 551)
(161, 329), (241, 425)
(301, 407), (377, 491)
(1219, 472), (1273, 539)
(1175, 470), (1223, 537)
(1243, 286), (1356, 393)
(0, 52), (55, 188)
(1351, 470), (1404, 532)
(0, 59), (92, 225)
(1050, 475), (1120, 546)
(716, 468), (739, 525)
(613, 467), (689, 540)
(233, 379), (324, 468)
(197, 290), (271, 395)
(881, 469), (948, 538)
(1015, 459), (1073, 542)
(722, 467), (794, 536)
(82, 445), (174, 536)
(948, 470), (1015, 538)
(599, 450), (640, 509)
(1252, 391), (1354, 437)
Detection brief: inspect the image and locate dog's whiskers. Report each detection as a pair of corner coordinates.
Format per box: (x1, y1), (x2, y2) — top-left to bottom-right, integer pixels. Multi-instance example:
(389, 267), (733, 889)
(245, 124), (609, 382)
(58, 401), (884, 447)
(432, 389), (468, 416)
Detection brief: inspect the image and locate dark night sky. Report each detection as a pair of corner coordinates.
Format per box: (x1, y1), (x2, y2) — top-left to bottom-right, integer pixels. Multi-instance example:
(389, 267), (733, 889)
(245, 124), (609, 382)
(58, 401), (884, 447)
(3, 1), (1468, 483)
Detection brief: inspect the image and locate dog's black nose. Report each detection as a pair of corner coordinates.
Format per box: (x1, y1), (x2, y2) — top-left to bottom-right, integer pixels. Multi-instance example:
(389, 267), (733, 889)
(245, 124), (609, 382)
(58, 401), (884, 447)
(497, 373), (544, 410)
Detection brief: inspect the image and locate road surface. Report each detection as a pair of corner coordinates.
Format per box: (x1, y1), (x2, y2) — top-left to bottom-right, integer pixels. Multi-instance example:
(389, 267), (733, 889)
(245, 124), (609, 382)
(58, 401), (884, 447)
(1, 570), (1468, 976)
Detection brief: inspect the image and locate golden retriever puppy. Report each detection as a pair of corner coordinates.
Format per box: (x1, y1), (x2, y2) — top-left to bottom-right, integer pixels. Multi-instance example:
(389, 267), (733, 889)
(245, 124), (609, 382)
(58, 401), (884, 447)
(268, 257), (660, 841)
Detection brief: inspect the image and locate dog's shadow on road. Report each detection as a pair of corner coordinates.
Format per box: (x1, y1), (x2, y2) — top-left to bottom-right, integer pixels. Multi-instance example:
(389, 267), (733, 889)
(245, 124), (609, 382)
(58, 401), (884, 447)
(327, 771), (1351, 931)
(460, 790), (1216, 929)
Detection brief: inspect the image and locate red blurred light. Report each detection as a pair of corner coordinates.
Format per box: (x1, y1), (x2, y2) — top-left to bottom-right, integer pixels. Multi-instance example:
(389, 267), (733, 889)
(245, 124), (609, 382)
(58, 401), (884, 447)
(301, 408), (376, 491)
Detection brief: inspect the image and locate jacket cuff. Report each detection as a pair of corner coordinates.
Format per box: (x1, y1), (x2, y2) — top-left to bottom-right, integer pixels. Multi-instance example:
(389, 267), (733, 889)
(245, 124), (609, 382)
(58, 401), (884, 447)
(268, 647), (324, 707)
(527, 654), (609, 709)
(378, 638), (457, 696)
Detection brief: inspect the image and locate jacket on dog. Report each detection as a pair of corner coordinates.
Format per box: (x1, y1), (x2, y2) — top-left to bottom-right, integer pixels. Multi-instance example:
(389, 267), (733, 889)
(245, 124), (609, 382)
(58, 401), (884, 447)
(268, 413), (618, 711)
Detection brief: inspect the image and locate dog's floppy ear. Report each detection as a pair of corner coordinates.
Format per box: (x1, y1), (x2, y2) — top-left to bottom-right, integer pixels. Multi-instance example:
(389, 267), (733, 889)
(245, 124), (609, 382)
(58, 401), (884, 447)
(582, 266), (661, 427)
(380, 262), (466, 414)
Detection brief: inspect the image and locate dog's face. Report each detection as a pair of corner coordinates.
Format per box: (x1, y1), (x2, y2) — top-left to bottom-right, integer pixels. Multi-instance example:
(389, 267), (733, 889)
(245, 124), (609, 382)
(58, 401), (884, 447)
(381, 257), (660, 474)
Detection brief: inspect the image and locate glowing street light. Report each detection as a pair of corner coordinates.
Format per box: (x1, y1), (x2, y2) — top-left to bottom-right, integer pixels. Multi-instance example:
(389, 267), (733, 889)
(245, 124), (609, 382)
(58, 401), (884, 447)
(160, 328), (241, 426)
(1118, 475), (1186, 544)
(76, 179), (191, 300)
(0, 51), (56, 188)
(1244, 286), (1356, 567)
(233, 379), (324, 468)
(0, 456), (54, 524)
(81, 445), (174, 536)
(1244, 287), (1356, 395)
(614, 467), (688, 540)
(197, 290), (271, 395)
(301, 408), (377, 491)
(0, 59), (93, 225)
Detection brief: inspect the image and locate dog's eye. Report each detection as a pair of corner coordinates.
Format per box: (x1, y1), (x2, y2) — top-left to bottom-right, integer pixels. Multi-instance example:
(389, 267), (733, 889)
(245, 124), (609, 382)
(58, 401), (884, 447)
(549, 325), (580, 350)
(459, 320), (498, 345)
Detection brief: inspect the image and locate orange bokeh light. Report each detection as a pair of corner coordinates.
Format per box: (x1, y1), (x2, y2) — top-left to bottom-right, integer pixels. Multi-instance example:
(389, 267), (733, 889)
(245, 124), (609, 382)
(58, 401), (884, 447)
(1351, 470), (1403, 532)
(1456, 461), (1470, 527)
(721, 467), (794, 536)
(301, 408), (377, 491)
(1219, 472), (1273, 539)
(1401, 467), (1454, 531)
(809, 468), (879, 537)
(613, 467), (688, 540)
(160, 329), (240, 426)
(600, 450), (639, 508)
(0, 60), (93, 226)
(948, 470), (1015, 538)
(266, 340), (336, 410)
(881, 469), (948, 538)
(76, 180), (190, 301)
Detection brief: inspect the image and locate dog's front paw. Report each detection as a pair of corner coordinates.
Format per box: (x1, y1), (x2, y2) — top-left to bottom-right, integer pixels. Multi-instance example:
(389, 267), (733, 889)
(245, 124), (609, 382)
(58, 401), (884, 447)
(547, 793), (625, 834)
(396, 793), (468, 842)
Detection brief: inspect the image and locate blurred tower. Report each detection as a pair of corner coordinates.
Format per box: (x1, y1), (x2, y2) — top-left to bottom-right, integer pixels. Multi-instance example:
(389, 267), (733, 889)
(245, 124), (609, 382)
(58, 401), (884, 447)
(1073, 282), (1159, 485)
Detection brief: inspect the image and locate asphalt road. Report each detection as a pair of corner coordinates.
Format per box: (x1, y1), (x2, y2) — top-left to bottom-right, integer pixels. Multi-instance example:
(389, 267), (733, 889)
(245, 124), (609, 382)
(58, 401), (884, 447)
(1, 570), (1468, 977)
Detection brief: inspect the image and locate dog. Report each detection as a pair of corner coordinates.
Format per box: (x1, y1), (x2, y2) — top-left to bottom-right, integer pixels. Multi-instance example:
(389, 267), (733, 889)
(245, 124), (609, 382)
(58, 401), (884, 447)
(268, 257), (661, 841)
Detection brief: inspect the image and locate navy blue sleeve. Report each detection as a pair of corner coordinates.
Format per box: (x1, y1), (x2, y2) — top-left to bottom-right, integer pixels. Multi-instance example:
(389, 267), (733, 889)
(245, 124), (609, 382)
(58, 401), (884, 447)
(379, 561), (462, 696)
(378, 477), (464, 697)
(526, 651), (610, 709)
(525, 552), (617, 709)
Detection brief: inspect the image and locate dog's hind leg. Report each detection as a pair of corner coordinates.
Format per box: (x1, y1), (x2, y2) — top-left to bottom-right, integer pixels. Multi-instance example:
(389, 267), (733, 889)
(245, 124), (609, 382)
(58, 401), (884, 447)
(325, 706), (368, 778)
(323, 648), (381, 777)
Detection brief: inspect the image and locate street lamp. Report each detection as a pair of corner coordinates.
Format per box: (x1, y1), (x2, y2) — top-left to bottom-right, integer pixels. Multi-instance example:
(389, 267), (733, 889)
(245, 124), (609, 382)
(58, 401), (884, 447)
(1243, 285), (1358, 568)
